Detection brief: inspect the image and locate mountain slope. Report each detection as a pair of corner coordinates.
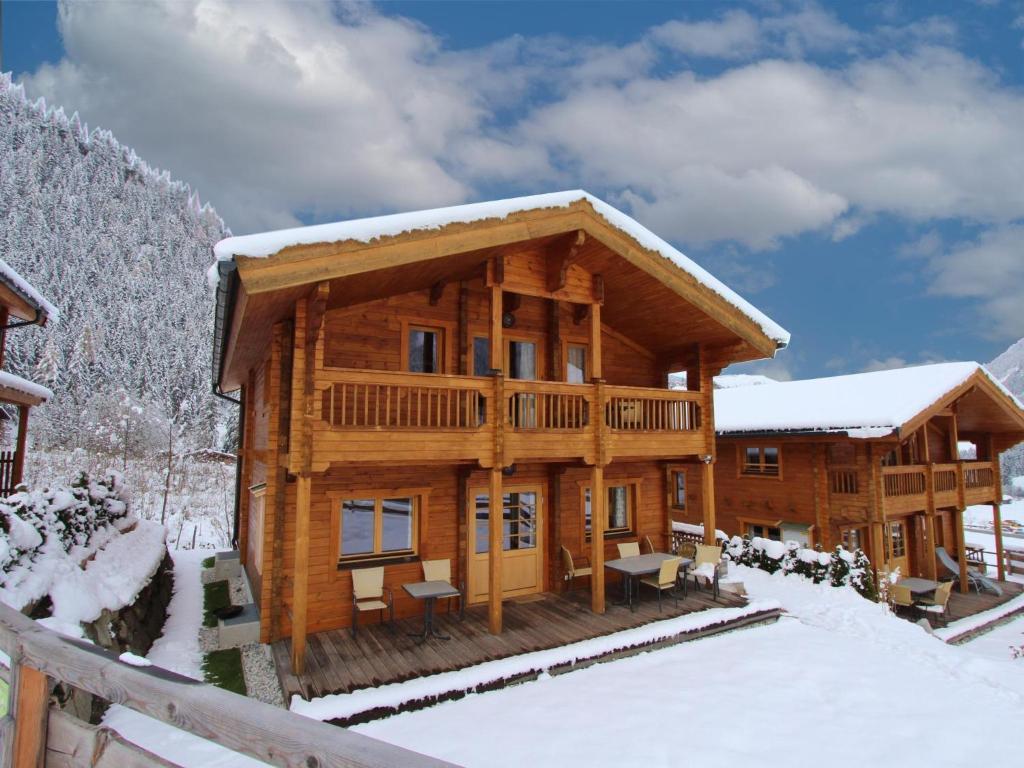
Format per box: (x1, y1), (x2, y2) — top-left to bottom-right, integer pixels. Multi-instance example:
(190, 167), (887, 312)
(0, 73), (231, 452)
(989, 337), (1024, 489)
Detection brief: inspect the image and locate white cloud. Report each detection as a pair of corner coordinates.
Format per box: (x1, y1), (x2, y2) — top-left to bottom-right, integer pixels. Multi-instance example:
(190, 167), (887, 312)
(861, 354), (951, 372)
(650, 11), (764, 60)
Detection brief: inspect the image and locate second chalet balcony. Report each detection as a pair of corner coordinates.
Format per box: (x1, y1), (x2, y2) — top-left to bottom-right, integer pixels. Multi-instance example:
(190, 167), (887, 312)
(828, 461), (999, 515)
(311, 368), (706, 468)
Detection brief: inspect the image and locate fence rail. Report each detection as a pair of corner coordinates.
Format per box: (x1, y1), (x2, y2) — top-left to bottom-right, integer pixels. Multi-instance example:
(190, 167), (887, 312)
(603, 387), (701, 432)
(829, 468), (859, 495)
(882, 467), (926, 498)
(504, 381), (591, 431)
(0, 601), (456, 768)
(0, 451), (15, 497)
(963, 461), (995, 489)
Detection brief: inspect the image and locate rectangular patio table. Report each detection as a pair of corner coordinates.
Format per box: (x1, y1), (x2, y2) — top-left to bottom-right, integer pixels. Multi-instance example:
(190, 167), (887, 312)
(897, 577), (940, 596)
(403, 580), (461, 642)
(604, 553), (693, 611)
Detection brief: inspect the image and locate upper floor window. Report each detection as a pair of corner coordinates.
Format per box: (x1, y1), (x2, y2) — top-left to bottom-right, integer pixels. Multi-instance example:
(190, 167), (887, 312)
(567, 343), (587, 383)
(407, 326), (443, 373)
(741, 445), (780, 477)
(672, 470), (686, 509)
(473, 336), (491, 376)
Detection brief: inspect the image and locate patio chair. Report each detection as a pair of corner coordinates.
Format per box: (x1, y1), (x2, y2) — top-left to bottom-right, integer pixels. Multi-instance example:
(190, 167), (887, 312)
(617, 541), (641, 558)
(936, 546), (1003, 596)
(642, 534), (655, 553)
(351, 566), (394, 638)
(560, 546), (592, 593)
(692, 544), (727, 601)
(890, 583), (914, 616)
(639, 556), (682, 612)
(422, 558), (465, 620)
(915, 580), (954, 627)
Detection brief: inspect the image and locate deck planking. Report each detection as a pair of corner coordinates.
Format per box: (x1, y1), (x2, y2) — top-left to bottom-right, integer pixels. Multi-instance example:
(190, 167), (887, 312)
(273, 586), (753, 701)
(945, 578), (1023, 623)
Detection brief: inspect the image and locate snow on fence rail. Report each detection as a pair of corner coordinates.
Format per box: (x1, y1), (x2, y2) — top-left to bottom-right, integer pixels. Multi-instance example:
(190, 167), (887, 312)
(0, 601), (456, 768)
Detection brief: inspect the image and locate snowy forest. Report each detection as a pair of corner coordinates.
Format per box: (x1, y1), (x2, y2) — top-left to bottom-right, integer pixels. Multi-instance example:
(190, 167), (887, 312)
(0, 73), (232, 456)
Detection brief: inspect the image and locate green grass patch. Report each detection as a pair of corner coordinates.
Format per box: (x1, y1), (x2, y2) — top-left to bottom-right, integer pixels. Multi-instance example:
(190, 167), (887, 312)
(202, 648), (246, 696)
(0, 679), (7, 717)
(203, 579), (231, 628)
(201, 555), (215, 569)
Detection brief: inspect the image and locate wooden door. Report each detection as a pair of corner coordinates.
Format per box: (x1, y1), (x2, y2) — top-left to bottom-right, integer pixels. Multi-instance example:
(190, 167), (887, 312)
(468, 485), (544, 603)
(886, 519), (910, 577)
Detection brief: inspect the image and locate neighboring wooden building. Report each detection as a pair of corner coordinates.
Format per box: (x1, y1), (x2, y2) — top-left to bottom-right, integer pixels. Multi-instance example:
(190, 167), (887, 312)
(210, 191), (789, 673)
(0, 260), (56, 495)
(703, 363), (1024, 591)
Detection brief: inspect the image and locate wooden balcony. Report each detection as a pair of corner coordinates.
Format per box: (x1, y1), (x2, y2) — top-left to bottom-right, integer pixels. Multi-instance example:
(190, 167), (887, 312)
(311, 367), (707, 468)
(878, 461), (999, 514)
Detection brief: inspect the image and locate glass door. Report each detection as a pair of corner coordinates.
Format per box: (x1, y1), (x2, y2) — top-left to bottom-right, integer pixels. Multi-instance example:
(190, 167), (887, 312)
(468, 486), (544, 602)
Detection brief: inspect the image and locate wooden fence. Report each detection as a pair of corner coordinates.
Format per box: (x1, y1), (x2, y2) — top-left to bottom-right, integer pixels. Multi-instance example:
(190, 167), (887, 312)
(0, 451), (15, 498)
(0, 602), (456, 768)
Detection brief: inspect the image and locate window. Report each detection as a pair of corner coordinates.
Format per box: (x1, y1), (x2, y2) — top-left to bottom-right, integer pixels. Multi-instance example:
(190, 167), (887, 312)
(886, 521), (906, 559)
(567, 343), (587, 384)
(881, 450), (898, 467)
(473, 336), (491, 376)
(247, 485), (266, 571)
(841, 526), (864, 553)
(672, 470), (686, 509)
(407, 326), (442, 373)
(584, 483), (636, 538)
(741, 445), (780, 476)
(335, 493), (419, 562)
(507, 340), (537, 380)
(745, 522), (782, 541)
(474, 490), (538, 553)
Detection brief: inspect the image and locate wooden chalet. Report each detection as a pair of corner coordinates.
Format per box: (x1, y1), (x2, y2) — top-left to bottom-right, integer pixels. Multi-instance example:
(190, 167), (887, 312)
(704, 363), (1024, 593)
(0, 260), (55, 496)
(210, 191), (789, 676)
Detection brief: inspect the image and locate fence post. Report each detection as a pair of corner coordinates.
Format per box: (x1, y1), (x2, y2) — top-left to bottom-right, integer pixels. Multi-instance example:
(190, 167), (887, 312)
(10, 662), (50, 768)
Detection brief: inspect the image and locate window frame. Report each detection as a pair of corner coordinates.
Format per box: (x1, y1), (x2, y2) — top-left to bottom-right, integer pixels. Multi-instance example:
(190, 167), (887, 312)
(579, 478), (640, 544)
(740, 517), (783, 542)
(562, 339), (590, 384)
(671, 469), (686, 510)
(329, 487), (429, 567)
(737, 444), (783, 479)
(247, 483), (267, 572)
(400, 319), (454, 374)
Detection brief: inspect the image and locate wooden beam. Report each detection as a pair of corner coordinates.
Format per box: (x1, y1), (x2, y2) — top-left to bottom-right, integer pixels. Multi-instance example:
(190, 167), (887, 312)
(12, 405), (29, 490)
(12, 663), (50, 768)
(268, 321), (293, 643)
(457, 282), (469, 376)
(592, 274), (605, 305)
(992, 435), (1006, 581)
(589, 302), (602, 381)
(428, 279), (447, 306)
(488, 466), (503, 634)
(546, 230), (585, 293)
(953, 505), (969, 594)
(291, 474), (312, 672)
(590, 464), (606, 614)
(548, 299), (561, 381)
(701, 457), (717, 545)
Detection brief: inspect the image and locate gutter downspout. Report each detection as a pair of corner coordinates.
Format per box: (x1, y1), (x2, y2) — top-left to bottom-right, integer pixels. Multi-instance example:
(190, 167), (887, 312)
(212, 258), (243, 547)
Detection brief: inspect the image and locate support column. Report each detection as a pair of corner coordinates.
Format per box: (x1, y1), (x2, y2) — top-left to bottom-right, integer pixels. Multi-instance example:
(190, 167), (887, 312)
(590, 464), (606, 614)
(488, 466), (503, 634)
(701, 455), (717, 545)
(922, 513), (938, 581)
(292, 474), (312, 672)
(994, 502), (1006, 582)
(12, 404), (29, 489)
(954, 506), (969, 594)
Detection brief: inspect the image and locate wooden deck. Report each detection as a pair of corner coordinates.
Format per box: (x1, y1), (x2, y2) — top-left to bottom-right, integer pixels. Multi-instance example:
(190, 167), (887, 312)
(272, 587), (774, 710)
(945, 579), (1023, 626)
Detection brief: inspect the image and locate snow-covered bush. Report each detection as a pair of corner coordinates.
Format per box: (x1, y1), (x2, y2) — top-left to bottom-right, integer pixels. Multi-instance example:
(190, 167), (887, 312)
(727, 535), (877, 599)
(0, 471), (131, 583)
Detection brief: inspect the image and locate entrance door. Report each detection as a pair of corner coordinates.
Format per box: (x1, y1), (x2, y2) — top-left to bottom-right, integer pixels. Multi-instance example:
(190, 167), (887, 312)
(468, 485), (544, 603)
(885, 519), (910, 576)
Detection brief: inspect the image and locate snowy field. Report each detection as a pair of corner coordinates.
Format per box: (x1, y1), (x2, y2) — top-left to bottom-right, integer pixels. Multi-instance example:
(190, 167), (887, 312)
(964, 497), (1024, 570)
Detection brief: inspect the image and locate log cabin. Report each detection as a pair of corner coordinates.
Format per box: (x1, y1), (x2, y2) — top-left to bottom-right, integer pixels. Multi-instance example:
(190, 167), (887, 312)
(0, 260), (55, 495)
(209, 191), (789, 673)
(703, 363), (1024, 592)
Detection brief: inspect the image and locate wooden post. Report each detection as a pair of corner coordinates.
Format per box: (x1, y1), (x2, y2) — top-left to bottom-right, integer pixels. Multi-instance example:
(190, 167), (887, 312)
(11, 405), (29, 489)
(488, 466), (503, 634)
(811, 445), (829, 550)
(11, 663), (50, 768)
(994, 502), (1006, 582)
(953, 506), (969, 594)
(701, 456), (717, 545)
(0, 306), (9, 370)
(923, 464), (937, 581)
(588, 301), (602, 380)
(590, 464), (606, 614)
(291, 475), (312, 673)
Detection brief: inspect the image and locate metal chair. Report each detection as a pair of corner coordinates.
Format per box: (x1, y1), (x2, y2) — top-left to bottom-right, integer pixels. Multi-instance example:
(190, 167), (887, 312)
(422, 558), (465, 620)
(351, 566), (394, 637)
(890, 583), (914, 616)
(915, 580), (954, 627)
(639, 556), (683, 611)
(561, 546), (592, 593)
(617, 541), (641, 558)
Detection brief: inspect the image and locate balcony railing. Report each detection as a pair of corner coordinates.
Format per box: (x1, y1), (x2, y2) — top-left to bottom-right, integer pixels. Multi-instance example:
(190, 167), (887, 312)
(883, 466), (927, 497)
(603, 385), (701, 432)
(829, 468), (859, 495)
(505, 381), (590, 431)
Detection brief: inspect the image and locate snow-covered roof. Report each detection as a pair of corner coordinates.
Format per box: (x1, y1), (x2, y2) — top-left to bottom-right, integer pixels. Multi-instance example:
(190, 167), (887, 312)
(0, 259), (57, 323)
(210, 191), (789, 347)
(715, 362), (1021, 439)
(0, 370), (52, 406)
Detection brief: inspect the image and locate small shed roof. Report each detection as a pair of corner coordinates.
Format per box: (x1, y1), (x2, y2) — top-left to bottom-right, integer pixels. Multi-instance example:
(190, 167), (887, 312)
(0, 259), (58, 324)
(714, 362), (1024, 439)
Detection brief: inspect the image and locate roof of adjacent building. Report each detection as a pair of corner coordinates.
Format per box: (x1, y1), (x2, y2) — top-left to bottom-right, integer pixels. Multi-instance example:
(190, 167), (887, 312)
(714, 362), (1024, 439)
(0, 259), (58, 324)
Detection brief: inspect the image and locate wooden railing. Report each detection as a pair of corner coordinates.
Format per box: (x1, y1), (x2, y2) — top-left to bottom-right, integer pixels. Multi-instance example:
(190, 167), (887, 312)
(318, 368), (489, 429)
(964, 461), (995, 489)
(882, 466), (927, 497)
(603, 386), (701, 432)
(829, 468), (859, 495)
(0, 451), (15, 497)
(0, 601), (455, 768)
(505, 381), (590, 431)
(932, 464), (958, 493)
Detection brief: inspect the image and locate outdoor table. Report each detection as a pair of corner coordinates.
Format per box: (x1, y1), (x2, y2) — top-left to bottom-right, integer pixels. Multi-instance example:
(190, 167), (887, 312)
(898, 577), (940, 596)
(604, 554), (692, 611)
(403, 580), (461, 642)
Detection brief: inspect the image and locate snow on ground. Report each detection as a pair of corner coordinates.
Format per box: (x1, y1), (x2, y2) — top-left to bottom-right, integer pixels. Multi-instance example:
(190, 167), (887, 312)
(103, 550), (267, 767)
(355, 566), (1024, 767)
(960, 613), (1024, 662)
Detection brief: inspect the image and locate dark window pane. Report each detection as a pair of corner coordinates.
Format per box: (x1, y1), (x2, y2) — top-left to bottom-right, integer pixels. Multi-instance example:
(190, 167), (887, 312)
(381, 497), (413, 551)
(409, 329), (439, 373)
(475, 494), (489, 553)
(508, 341), (536, 380)
(764, 447), (779, 467)
(584, 488), (592, 534)
(567, 345), (586, 383)
(674, 471), (686, 508)
(744, 447), (760, 470)
(341, 499), (375, 556)
(473, 337), (490, 376)
(608, 486), (629, 530)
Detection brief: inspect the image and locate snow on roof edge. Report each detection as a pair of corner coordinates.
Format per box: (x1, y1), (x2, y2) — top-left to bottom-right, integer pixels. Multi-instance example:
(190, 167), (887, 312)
(0, 370), (53, 403)
(210, 191), (789, 347)
(0, 259), (58, 323)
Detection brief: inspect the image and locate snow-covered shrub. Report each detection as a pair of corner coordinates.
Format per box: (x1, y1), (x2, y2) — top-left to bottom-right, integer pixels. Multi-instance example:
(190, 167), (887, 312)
(848, 548), (878, 601)
(829, 546), (851, 587)
(0, 471), (131, 581)
(751, 537), (787, 574)
(734, 535), (877, 599)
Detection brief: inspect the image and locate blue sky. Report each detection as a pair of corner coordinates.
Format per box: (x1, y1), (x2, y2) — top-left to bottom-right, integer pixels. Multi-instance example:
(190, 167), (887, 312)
(5, 1), (1024, 380)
